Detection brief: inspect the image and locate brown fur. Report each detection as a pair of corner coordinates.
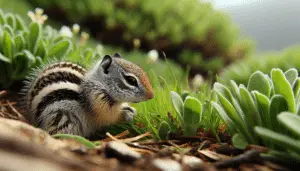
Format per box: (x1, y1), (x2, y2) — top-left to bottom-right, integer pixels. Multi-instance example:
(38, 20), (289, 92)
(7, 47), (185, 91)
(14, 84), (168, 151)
(115, 58), (154, 99)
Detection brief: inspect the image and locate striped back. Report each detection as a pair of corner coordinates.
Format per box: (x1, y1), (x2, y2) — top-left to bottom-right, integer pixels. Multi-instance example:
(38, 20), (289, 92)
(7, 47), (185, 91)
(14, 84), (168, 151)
(26, 62), (86, 124)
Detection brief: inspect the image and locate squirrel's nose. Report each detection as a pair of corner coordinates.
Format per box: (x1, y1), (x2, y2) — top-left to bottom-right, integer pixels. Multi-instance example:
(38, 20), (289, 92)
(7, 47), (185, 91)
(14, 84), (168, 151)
(146, 90), (154, 99)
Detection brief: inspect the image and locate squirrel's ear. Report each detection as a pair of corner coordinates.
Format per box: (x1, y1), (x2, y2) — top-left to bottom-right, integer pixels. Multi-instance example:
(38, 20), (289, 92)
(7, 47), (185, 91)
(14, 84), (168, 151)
(101, 55), (112, 74)
(113, 53), (122, 58)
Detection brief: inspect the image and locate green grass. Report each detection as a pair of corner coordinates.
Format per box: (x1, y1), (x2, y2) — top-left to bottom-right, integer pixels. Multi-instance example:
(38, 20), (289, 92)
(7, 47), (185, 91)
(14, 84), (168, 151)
(0, 1), (221, 140)
(104, 69), (221, 140)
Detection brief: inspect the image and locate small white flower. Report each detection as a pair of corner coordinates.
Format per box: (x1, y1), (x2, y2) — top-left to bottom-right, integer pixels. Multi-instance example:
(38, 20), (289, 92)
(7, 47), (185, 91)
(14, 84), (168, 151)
(27, 8), (48, 24)
(147, 49), (159, 63)
(192, 74), (204, 89)
(35, 7), (44, 16)
(59, 26), (73, 38)
(72, 24), (80, 34)
(27, 11), (35, 21)
(40, 15), (48, 22)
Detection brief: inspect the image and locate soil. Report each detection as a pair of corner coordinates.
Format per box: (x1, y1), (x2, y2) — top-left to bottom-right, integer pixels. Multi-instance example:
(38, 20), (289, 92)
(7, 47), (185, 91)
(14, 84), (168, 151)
(0, 90), (296, 171)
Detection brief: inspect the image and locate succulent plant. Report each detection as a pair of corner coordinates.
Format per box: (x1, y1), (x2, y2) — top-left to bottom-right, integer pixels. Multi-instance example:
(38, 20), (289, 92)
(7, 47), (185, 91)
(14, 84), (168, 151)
(0, 9), (101, 88)
(213, 68), (300, 162)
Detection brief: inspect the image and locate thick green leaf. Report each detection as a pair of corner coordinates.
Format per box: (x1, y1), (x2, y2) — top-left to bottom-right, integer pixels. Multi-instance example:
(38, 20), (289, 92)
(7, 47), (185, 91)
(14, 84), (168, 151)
(216, 92), (243, 126)
(278, 112), (300, 138)
(15, 15), (26, 31)
(271, 68), (296, 113)
(214, 82), (233, 102)
(36, 40), (47, 58)
(5, 14), (16, 29)
(183, 96), (203, 136)
(158, 121), (171, 140)
(240, 87), (262, 127)
(23, 50), (36, 62)
(183, 126), (198, 136)
(211, 102), (236, 134)
(285, 68), (298, 87)
(48, 39), (71, 59)
(253, 91), (271, 129)
(2, 31), (14, 58)
(3, 24), (14, 35)
(181, 91), (189, 101)
(215, 92), (254, 143)
(255, 126), (300, 154)
(232, 133), (248, 149)
(14, 35), (25, 52)
(293, 78), (300, 100)
(270, 95), (289, 131)
(170, 91), (184, 121)
(0, 52), (11, 63)
(229, 80), (241, 100)
(11, 50), (36, 79)
(248, 71), (271, 97)
(183, 96), (202, 125)
(28, 22), (42, 54)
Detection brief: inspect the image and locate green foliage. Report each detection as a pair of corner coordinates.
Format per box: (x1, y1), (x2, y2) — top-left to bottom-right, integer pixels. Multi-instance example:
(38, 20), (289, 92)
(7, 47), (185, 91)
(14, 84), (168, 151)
(255, 112), (300, 163)
(170, 91), (203, 136)
(220, 46), (300, 85)
(158, 121), (171, 140)
(157, 89), (219, 138)
(53, 133), (100, 149)
(123, 71), (221, 140)
(0, 9), (185, 89)
(213, 68), (300, 161)
(0, 9), (101, 88)
(26, 0), (254, 75)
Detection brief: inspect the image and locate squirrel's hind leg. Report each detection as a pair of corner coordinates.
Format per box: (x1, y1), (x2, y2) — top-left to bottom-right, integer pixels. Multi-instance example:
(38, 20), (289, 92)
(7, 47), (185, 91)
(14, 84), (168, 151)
(36, 101), (87, 136)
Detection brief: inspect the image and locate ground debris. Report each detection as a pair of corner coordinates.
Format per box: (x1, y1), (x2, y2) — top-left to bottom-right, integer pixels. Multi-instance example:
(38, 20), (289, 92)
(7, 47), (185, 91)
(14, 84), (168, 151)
(105, 141), (142, 162)
(0, 91), (294, 171)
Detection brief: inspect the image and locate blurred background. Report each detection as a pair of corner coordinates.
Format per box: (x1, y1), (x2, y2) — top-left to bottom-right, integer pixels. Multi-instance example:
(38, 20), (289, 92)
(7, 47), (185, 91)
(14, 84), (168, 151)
(0, 0), (299, 89)
(209, 0), (300, 52)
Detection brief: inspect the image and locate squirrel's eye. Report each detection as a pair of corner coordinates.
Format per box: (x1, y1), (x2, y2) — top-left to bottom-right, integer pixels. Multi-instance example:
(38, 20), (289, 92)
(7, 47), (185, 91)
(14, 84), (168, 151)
(122, 72), (138, 87)
(125, 75), (138, 87)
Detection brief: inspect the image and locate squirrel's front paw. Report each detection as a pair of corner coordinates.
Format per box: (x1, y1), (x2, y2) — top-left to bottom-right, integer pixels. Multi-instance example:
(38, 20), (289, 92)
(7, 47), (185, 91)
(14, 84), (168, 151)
(121, 105), (137, 122)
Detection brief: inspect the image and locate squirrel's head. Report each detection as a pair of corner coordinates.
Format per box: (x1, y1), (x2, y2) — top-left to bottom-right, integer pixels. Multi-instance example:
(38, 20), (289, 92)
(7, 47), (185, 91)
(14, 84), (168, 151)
(87, 53), (154, 103)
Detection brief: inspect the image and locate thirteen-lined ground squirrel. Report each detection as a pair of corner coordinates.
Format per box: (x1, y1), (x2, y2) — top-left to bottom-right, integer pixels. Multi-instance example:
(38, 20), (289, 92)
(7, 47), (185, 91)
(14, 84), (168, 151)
(21, 53), (154, 137)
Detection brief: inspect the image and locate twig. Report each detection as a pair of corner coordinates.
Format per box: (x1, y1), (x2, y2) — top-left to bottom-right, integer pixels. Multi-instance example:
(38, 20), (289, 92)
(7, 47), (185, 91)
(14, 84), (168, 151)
(167, 140), (181, 149)
(130, 147), (154, 154)
(247, 144), (269, 153)
(106, 132), (152, 143)
(105, 132), (119, 141)
(138, 140), (182, 146)
(214, 150), (262, 169)
(102, 130), (130, 142)
(6, 100), (26, 121)
(126, 142), (159, 153)
(0, 102), (17, 107)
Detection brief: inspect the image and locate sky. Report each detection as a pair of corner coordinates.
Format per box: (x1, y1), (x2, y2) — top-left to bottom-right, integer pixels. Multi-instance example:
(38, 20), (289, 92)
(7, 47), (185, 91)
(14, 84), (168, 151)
(207, 0), (264, 8)
(201, 0), (300, 52)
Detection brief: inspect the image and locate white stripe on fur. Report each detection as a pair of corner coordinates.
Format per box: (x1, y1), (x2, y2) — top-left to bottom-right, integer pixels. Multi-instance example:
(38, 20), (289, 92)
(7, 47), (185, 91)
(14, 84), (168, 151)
(31, 82), (80, 114)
